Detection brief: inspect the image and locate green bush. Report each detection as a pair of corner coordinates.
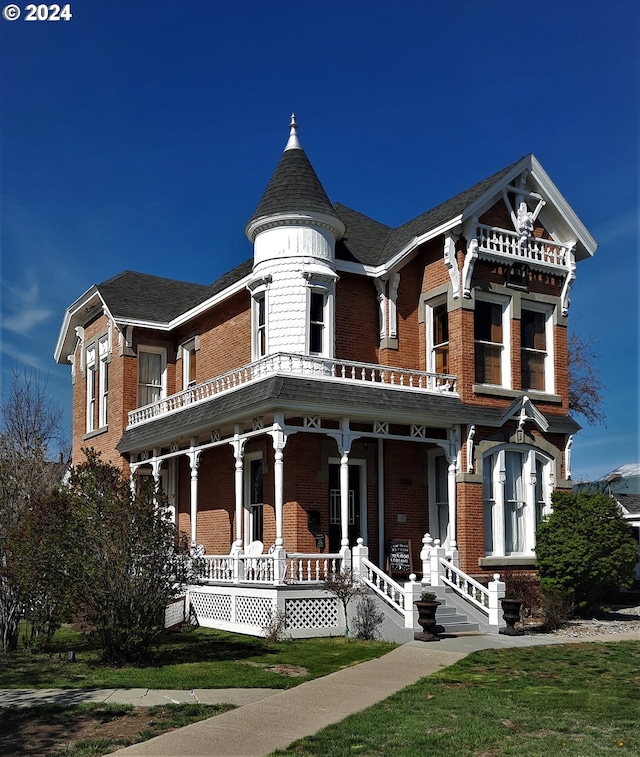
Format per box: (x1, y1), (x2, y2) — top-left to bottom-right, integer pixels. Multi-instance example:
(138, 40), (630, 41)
(535, 491), (637, 615)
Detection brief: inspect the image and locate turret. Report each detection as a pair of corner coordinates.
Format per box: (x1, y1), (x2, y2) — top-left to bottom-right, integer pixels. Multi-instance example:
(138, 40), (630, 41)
(245, 115), (345, 359)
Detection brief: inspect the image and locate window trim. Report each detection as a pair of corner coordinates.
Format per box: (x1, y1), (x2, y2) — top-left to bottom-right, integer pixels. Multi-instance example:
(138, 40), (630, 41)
(137, 345), (167, 408)
(181, 337), (199, 390)
(306, 285), (334, 357)
(85, 344), (97, 433)
(98, 335), (109, 428)
(483, 446), (552, 557)
(425, 297), (449, 375)
(244, 452), (264, 546)
(474, 293), (511, 388)
(520, 301), (555, 394)
(252, 291), (268, 361)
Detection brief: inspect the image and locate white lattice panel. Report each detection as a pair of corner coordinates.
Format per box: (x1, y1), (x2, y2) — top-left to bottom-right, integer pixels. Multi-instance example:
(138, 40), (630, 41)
(236, 596), (273, 627)
(190, 592), (232, 622)
(285, 597), (339, 629)
(164, 598), (185, 628)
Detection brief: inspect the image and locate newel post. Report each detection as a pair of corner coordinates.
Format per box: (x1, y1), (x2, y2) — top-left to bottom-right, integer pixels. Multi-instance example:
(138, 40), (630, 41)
(404, 573), (422, 629)
(271, 545), (287, 586)
(488, 573), (506, 627)
(352, 537), (368, 578)
(420, 533), (433, 585)
(429, 540), (446, 586)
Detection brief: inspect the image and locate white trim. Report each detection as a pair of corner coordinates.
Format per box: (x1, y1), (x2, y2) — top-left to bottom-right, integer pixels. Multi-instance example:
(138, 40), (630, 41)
(474, 292), (512, 389)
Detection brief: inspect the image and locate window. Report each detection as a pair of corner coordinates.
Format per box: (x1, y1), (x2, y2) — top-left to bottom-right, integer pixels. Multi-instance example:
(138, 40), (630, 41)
(427, 302), (449, 374)
(521, 305), (553, 393)
(246, 455), (264, 543)
(254, 293), (266, 359)
(182, 340), (197, 389)
(137, 347), (166, 407)
(483, 447), (551, 556)
(86, 345), (96, 433)
(98, 336), (109, 428)
(431, 454), (449, 545)
(309, 290), (325, 354)
(475, 297), (510, 386)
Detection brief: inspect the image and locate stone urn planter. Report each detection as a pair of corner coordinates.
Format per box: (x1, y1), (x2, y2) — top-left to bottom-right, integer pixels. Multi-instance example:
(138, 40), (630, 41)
(499, 598), (524, 636)
(414, 592), (442, 642)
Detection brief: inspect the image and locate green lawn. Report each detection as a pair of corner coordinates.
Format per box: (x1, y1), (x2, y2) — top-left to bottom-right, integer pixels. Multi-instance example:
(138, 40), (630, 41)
(0, 625), (396, 690)
(271, 640), (640, 757)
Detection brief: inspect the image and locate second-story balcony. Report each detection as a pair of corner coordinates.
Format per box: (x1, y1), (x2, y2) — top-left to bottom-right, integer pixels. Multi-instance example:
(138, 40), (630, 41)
(475, 223), (573, 272)
(127, 352), (458, 428)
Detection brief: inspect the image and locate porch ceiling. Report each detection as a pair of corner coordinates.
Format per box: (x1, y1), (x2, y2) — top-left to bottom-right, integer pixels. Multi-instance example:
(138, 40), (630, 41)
(117, 374), (579, 454)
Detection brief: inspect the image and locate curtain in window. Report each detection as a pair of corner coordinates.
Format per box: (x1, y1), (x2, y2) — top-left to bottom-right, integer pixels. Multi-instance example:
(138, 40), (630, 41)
(505, 451), (525, 553)
(139, 352), (162, 405)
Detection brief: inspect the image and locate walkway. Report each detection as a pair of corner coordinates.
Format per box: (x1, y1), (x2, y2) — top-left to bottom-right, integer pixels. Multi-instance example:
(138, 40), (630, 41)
(2, 630), (637, 757)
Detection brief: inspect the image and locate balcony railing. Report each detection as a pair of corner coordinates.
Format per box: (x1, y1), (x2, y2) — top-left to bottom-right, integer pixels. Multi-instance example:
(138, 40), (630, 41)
(128, 352), (457, 427)
(476, 223), (570, 270)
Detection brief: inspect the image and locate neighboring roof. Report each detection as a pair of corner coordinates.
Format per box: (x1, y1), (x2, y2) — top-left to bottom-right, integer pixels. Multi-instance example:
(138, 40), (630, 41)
(616, 494), (640, 515)
(246, 139), (339, 230)
(117, 374), (577, 453)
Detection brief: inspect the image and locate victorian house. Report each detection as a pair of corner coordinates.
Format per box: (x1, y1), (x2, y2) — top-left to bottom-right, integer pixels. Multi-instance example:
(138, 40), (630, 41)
(55, 117), (596, 638)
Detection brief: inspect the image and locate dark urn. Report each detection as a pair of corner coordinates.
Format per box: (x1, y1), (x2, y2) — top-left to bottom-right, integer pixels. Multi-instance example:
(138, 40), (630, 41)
(414, 594), (442, 642)
(499, 598), (524, 636)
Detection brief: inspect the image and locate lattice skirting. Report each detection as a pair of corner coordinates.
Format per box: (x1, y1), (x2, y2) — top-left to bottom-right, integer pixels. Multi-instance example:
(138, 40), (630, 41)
(237, 595), (273, 627)
(190, 591), (233, 623)
(285, 596), (338, 629)
(164, 598), (186, 628)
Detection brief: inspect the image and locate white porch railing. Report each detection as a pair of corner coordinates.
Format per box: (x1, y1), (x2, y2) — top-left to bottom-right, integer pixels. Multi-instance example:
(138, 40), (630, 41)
(196, 551), (343, 586)
(352, 539), (421, 629)
(476, 223), (570, 270)
(128, 352), (457, 427)
(420, 533), (505, 627)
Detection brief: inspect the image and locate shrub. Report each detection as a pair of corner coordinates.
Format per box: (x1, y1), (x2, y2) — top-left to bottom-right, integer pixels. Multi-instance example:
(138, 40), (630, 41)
(500, 570), (542, 620)
(540, 588), (575, 631)
(352, 595), (384, 640)
(536, 491), (637, 615)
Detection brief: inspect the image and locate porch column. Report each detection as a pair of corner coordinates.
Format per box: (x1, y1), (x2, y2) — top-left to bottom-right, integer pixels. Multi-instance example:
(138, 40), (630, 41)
(187, 442), (202, 546)
(151, 449), (161, 509)
(270, 418), (288, 548)
(230, 429), (246, 551)
(447, 456), (457, 545)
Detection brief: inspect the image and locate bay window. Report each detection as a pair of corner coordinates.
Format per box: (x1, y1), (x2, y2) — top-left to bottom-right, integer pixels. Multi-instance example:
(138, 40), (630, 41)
(483, 447), (551, 556)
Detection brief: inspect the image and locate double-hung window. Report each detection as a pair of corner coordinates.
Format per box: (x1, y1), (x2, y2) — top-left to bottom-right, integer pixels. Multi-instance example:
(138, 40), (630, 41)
(483, 447), (551, 557)
(521, 304), (554, 393)
(309, 290), (326, 355)
(475, 297), (510, 386)
(86, 345), (96, 433)
(245, 454), (264, 544)
(426, 300), (449, 375)
(137, 347), (166, 407)
(182, 339), (197, 389)
(429, 453), (450, 546)
(98, 336), (109, 428)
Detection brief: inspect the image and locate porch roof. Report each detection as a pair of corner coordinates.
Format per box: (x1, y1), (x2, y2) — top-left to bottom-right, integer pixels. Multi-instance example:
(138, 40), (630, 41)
(116, 373), (579, 454)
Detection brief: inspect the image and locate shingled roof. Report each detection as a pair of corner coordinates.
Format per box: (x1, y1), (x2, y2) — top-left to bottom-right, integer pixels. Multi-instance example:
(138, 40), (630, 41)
(246, 117), (340, 235)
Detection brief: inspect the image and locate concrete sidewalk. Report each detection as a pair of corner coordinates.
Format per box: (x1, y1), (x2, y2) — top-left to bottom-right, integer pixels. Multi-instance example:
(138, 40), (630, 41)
(1, 630), (637, 757)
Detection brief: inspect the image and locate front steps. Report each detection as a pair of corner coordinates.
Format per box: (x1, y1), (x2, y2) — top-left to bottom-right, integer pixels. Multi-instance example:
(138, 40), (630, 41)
(360, 586), (483, 643)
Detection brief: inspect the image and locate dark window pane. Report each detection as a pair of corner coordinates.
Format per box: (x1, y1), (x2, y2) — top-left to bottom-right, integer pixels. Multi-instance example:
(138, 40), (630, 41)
(522, 351), (545, 390)
(433, 304), (448, 344)
(310, 291), (324, 323)
(475, 301), (502, 343)
(521, 310), (545, 350)
(475, 344), (502, 384)
(310, 323), (323, 353)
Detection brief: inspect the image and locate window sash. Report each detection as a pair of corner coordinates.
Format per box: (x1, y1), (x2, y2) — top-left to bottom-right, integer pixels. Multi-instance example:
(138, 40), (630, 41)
(475, 301), (504, 384)
(138, 350), (163, 407)
(309, 291), (325, 354)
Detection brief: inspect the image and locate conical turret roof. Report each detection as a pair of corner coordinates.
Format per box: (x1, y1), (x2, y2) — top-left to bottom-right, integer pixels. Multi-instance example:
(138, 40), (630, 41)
(246, 115), (342, 239)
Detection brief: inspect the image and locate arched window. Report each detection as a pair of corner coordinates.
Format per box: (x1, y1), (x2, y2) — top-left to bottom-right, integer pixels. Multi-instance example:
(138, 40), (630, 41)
(483, 446), (552, 556)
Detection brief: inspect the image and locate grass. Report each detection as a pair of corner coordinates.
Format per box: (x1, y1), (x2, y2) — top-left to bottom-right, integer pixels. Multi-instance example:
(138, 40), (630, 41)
(0, 701), (234, 756)
(0, 625), (396, 690)
(271, 640), (640, 756)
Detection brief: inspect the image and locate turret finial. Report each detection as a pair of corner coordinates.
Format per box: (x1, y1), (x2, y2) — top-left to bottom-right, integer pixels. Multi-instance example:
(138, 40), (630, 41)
(285, 112), (301, 151)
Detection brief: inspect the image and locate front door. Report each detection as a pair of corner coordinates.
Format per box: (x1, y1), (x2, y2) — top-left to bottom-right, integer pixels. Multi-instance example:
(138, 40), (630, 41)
(328, 463), (361, 553)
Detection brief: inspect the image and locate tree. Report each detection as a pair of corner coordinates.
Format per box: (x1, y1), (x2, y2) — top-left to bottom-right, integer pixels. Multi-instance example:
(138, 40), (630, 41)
(568, 332), (606, 426)
(66, 450), (194, 664)
(322, 569), (363, 637)
(535, 491), (637, 614)
(0, 370), (68, 651)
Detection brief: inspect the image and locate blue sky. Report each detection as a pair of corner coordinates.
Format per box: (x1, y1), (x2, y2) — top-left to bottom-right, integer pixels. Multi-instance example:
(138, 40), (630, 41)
(1, 0), (638, 481)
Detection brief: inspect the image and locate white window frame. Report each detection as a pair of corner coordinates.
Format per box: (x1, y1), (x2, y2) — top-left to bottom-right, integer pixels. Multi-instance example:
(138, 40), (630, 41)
(181, 338), (199, 390)
(474, 293), (511, 388)
(98, 335), (109, 428)
(305, 282), (334, 358)
(251, 290), (268, 361)
(428, 449), (450, 549)
(244, 452), (264, 546)
(483, 446), (552, 557)
(520, 301), (555, 394)
(137, 345), (167, 408)
(425, 297), (449, 375)
(85, 344), (96, 433)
